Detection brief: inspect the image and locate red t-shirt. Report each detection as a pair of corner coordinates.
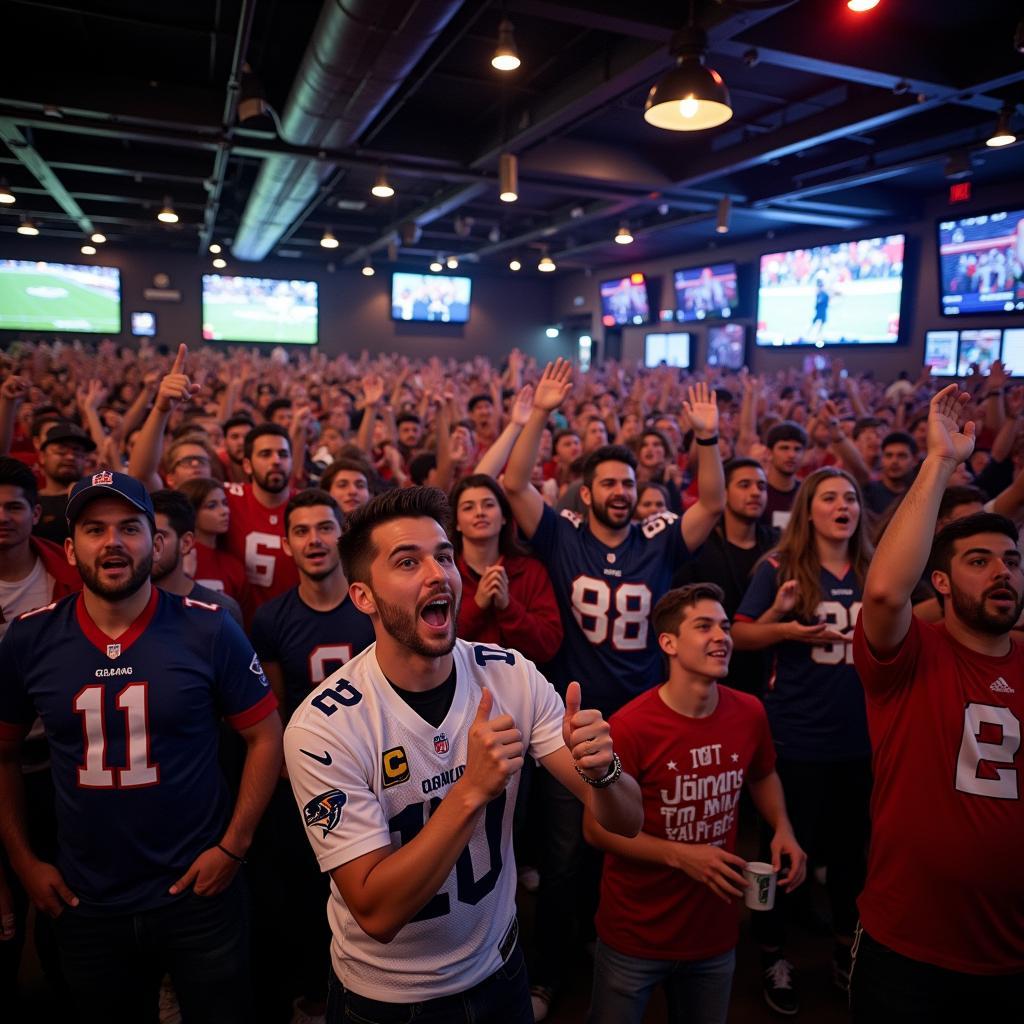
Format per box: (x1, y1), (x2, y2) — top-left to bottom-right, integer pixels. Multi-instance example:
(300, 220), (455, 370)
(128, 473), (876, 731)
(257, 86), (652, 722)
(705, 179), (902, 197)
(223, 483), (298, 615)
(193, 542), (249, 603)
(595, 685), (776, 961)
(853, 615), (1024, 974)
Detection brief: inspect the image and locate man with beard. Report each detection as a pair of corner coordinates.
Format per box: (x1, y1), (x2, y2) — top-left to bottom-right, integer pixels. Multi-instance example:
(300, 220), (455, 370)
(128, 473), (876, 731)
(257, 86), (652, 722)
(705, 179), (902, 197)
(284, 487), (641, 1023)
(502, 358), (724, 1019)
(760, 421), (807, 533)
(0, 470), (282, 1023)
(33, 421), (95, 544)
(853, 383), (1024, 1021)
(218, 413), (255, 485)
(223, 423), (299, 618)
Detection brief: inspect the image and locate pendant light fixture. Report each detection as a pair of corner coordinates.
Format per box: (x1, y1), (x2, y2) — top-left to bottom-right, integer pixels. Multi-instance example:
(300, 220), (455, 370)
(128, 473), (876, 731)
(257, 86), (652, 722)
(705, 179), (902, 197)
(91, 232), (106, 244)
(715, 196), (731, 234)
(430, 256), (443, 272)
(446, 255), (459, 270)
(491, 18), (520, 71)
(212, 257), (227, 269)
(537, 246), (556, 272)
(614, 221), (634, 245)
(371, 169), (395, 198)
(16, 217), (39, 236)
(209, 242), (221, 254)
(509, 258), (522, 272)
(361, 258), (375, 277)
(80, 244), (96, 255)
(320, 228), (340, 249)
(0, 179), (15, 205)
(986, 106), (1017, 148)
(499, 153), (518, 202)
(157, 196), (179, 223)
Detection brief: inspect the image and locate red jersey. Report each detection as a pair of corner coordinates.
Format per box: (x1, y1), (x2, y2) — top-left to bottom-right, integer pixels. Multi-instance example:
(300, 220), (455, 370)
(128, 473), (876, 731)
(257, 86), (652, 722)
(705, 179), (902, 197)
(853, 615), (1024, 974)
(595, 685), (776, 961)
(193, 542), (249, 605)
(223, 483), (298, 615)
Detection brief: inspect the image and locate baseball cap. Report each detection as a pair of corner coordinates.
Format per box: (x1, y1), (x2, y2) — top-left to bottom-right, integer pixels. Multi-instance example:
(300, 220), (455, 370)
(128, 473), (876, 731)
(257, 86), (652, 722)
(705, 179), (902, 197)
(41, 420), (97, 453)
(66, 471), (156, 530)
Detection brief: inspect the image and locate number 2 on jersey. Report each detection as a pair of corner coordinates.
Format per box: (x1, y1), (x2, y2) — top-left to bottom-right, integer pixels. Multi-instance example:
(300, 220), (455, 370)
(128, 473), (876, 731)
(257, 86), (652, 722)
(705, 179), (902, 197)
(570, 576), (652, 650)
(74, 683), (158, 789)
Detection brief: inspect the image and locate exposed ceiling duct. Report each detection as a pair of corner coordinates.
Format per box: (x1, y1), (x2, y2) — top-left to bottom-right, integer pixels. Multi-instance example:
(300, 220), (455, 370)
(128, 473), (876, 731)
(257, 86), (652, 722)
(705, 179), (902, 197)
(232, 0), (466, 261)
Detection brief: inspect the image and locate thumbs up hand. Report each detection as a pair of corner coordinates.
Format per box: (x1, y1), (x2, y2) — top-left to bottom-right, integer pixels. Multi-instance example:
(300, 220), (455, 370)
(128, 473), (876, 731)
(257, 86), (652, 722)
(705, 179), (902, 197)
(563, 681), (614, 780)
(461, 688), (524, 807)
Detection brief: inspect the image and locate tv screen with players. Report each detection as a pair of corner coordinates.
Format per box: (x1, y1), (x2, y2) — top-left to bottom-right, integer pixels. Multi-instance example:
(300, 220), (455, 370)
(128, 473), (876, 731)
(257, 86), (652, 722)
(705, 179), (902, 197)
(0, 259), (121, 334)
(1002, 328), (1024, 376)
(757, 235), (905, 346)
(957, 328), (1002, 377)
(202, 274), (318, 344)
(923, 330), (959, 377)
(644, 332), (690, 368)
(600, 273), (650, 326)
(706, 323), (746, 369)
(673, 262), (738, 322)
(391, 272), (471, 323)
(937, 208), (1024, 315)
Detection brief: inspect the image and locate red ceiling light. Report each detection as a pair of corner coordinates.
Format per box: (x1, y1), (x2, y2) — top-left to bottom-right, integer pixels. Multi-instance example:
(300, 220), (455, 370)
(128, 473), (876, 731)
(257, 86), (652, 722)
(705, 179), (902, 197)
(847, 0), (880, 11)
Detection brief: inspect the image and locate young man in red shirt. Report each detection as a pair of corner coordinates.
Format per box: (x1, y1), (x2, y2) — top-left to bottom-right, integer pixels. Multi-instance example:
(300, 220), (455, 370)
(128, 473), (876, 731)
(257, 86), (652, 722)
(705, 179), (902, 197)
(584, 583), (805, 1024)
(853, 383), (1024, 1019)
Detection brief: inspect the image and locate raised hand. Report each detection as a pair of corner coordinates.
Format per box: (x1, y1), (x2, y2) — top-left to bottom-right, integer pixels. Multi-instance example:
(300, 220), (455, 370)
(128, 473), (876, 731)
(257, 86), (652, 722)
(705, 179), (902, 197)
(683, 381), (719, 439)
(927, 383), (975, 465)
(987, 359), (1010, 392)
(0, 375), (31, 404)
(770, 579), (799, 617)
(533, 358), (573, 412)
(562, 681), (614, 779)
(462, 688), (524, 804)
(155, 344), (200, 413)
(361, 374), (385, 408)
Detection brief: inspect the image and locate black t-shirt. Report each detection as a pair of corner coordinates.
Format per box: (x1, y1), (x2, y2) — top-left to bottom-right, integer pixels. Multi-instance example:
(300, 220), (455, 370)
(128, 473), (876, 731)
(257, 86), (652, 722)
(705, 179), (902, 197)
(760, 483), (797, 532)
(34, 493), (70, 544)
(389, 664), (457, 729)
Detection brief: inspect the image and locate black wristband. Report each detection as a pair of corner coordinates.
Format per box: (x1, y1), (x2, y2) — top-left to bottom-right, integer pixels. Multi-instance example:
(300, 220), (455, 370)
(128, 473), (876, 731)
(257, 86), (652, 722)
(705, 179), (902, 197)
(695, 434), (719, 446)
(217, 843), (247, 864)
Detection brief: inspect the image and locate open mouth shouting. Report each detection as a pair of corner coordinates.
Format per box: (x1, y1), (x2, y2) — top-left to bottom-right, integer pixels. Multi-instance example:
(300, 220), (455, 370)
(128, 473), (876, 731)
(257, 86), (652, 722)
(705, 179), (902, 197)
(99, 553), (131, 578)
(419, 592), (454, 635)
(986, 585), (1019, 610)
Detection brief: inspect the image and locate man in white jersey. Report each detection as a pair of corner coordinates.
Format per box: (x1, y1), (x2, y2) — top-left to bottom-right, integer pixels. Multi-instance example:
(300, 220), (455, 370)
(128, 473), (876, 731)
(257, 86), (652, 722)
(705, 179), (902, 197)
(284, 487), (641, 1023)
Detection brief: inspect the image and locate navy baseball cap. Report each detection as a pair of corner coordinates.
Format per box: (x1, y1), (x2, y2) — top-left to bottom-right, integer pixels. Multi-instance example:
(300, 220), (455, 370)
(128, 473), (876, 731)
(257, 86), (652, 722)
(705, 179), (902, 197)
(66, 471), (156, 530)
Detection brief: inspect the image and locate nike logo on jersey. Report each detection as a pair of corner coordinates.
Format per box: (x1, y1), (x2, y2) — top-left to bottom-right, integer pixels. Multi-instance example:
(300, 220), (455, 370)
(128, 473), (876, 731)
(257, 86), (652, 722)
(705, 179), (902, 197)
(990, 677), (1016, 695)
(300, 748), (333, 765)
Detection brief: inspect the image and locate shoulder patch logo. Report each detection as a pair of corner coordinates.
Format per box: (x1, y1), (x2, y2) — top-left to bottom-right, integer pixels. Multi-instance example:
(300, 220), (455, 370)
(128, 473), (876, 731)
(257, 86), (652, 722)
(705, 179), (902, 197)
(303, 789), (347, 836)
(92, 470), (114, 486)
(382, 746), (410, 787)
(249, 653), (269, 687)
(559, 509), (583, 528)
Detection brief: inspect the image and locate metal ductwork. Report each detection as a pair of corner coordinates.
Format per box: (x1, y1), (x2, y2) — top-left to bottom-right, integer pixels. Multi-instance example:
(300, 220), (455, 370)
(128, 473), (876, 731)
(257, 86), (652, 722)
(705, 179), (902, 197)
(232, 0), (466, 261)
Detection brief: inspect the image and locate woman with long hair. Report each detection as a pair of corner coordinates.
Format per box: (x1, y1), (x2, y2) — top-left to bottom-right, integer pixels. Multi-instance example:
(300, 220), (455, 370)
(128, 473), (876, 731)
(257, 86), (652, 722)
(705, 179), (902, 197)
(634, 429), (683, 513)
(731, 467), (874, 1015)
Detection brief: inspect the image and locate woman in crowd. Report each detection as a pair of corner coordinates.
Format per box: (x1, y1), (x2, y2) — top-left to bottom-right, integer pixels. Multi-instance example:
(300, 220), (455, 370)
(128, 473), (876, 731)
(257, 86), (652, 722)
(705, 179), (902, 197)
(177, 475), (249, 606)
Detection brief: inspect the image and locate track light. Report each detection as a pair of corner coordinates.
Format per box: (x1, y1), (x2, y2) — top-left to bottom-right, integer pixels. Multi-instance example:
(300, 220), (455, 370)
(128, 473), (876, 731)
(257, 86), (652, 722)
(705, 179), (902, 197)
(644, 26), (732, 131)
(614, 221), (634, 245)
(157, 196), (179, 223)
(499, 153), (518, 202)
(538, 248), (556, 272)
(491, 18), (520, 71)
(16, 217), (39, 236)
(80, 244), (96, 255)
(371, 169), (395, 199)
(446, 255), (459, 270)
(987, 107), (1016, 148)
(509, 258), (521, 271)
(715, 196), (731, 234)
(212, 257), (227, 269)
(0, 180), (14, 205)
(320, 228), (340, 249)
(209, 243), (221, 254)
(90, 232), (106, 243)
(362, 259), (375, 277)
(430, 257), (443, 272)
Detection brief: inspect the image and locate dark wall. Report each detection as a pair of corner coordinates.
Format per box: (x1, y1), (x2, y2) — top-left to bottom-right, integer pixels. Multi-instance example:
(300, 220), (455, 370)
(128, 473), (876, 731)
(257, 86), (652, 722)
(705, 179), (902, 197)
(553, 181), (1024, 377)
(0, 240), (569, 364)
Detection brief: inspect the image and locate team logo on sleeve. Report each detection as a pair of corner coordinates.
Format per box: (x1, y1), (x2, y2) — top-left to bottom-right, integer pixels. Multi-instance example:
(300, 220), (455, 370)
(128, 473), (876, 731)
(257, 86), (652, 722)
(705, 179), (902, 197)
(249, 653), (269, 687)
(382, 746), (410, 788)
(303, 790), (347, 836)
(106, 643), (121, 660)
(433, 732), (450, 755)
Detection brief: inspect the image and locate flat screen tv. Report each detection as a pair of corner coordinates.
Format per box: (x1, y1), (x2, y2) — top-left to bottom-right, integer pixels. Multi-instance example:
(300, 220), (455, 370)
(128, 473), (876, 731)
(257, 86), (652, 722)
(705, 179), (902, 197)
(923, 330), (959, 377)
(600, 272), (650, 326)
(706, 323), (747, 370)
(201, 274), (318, 344)
(673, 262), (738, 322)
(0, 259), (121, 334)
(957, 328), (1002, 377)
(1001, 328), (1024, 376)
(937, 208), (1024, 315)
(644, 332), (690, 368)
(756, 235), (905, 346)
(131, 311), (157, 337)
(391, 272), (471, 323)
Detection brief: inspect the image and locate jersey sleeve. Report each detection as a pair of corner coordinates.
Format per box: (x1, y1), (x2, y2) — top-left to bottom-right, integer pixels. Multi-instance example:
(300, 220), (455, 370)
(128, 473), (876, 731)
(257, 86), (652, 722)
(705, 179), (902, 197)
(207, 609), (279, 729)
(648, 511), (690, 565)
(249, 603), (281, 665)
(735, 560), (779, 622)
(0, 626), (32, 740)
(852, 611), (923, 703)
(283, 719), (391, 872)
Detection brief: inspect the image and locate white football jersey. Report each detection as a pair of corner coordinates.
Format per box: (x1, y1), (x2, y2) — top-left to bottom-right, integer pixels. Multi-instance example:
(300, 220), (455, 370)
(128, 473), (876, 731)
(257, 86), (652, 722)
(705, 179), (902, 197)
(284, 637), (565, 1002)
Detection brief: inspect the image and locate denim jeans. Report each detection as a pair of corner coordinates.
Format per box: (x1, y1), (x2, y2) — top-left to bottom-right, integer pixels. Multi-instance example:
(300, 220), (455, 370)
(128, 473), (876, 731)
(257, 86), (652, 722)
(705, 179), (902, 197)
(326, 942), (532, 1024)
(587, 939), (735, 1024)
(53, 874), (250, 1024)
(849, 926), (1024, 1023)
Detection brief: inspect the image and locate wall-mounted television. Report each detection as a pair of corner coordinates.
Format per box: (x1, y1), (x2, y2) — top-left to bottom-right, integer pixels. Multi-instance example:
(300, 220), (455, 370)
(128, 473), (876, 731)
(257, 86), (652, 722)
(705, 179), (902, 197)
(1002, 328), (1024, 376)
(957, 328), (1002, 377)
(0, 259), (121, 334)
(644, 332), (690, 368)
(131, 311), (157, 337)
(923, 330), (959, 377)
(937, 208), (1024, 316)
(706, 323), (747, 370)
(202, 274), (318, 344)
(391, 272), (471, 323)
(600, 272), (650, 326)
(673, 262), (737, 322)
(757, 235), (905, 346)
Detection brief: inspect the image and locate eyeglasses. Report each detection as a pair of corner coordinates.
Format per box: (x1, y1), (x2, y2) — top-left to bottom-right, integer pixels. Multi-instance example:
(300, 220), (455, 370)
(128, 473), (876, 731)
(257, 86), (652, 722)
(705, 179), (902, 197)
(171, 455), (210, 470)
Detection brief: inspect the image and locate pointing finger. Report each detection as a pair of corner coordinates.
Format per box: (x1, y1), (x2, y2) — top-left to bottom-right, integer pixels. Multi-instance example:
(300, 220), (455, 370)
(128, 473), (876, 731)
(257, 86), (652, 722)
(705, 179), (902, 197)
(171, 343), (188, 376)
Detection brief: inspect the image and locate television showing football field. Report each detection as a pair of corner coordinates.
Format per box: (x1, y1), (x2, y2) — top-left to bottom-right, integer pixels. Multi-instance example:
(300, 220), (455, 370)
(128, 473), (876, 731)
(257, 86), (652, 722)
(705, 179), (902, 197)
(756, 235), (905, 346)
(0, 259), (121, 333)
(201, 274), (318, 344)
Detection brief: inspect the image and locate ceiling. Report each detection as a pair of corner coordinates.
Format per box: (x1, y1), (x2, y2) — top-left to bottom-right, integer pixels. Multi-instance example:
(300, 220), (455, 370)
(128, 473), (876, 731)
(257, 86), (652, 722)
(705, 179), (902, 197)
(1, 0), (1022, 272)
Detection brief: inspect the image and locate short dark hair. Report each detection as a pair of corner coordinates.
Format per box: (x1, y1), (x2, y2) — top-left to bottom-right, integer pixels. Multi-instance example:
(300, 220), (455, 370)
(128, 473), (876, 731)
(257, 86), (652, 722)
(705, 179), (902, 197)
(244, 422), (291, 460)
(151, 488), (196, 537)
(265, 398), (293, 420)
(937, 485), (987, 525)
(881, 431), (918, 455)
(339, 486), (451, 586)
(396, 412), (421, 427)
(320, 456), (372, 494)
(553, 429), (580, 448)
(853, 417), (883, 440)
(765, 421), (808, 449)
(723, 457), (766, 485)
(285, 488), (342, 532)
(468, 394), (494, 412)
(930, 512), (1019, 580)
(582, 444), (637, 489)
(409, 453), (436, 486)
(0, 455), (38, 504)
(223, 413), (255, 434)
(653, 583), (726, 637)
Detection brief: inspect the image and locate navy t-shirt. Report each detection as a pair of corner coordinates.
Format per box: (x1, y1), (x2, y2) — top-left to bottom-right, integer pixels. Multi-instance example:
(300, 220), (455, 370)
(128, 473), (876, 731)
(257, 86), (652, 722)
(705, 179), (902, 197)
(0, 588), (277, 914)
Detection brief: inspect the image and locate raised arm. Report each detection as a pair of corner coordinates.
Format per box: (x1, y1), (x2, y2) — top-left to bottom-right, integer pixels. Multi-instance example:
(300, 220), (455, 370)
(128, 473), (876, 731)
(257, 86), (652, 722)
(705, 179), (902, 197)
(820, 398), (870, 486)
(680, 382), (725, 551)
(735, 373), (761, 457)
(0, 376), (31, 455)
(861, 384), (975, 655)
(474, 385), (533, 479)
(355, 374), (385, 456)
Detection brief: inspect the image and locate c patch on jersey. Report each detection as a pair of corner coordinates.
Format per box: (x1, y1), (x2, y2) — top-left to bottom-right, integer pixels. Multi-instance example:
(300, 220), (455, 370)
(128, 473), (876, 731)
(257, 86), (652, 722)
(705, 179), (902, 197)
(249, 653), (269, 687)
(381, 746), (410, 788)
(303, 789), (347, 836)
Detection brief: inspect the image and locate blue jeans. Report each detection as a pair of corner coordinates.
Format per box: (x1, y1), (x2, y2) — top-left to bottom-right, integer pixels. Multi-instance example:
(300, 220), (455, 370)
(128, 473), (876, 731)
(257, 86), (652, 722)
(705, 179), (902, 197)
(587, 939), (735, 1024)
(327, 942), (532, 1023)
(53, 874), (250, 1024)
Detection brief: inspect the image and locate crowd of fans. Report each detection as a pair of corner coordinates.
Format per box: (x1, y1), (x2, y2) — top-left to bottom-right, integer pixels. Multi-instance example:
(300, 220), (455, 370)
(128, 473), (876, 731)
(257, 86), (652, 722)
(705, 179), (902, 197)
(0, 335), (1022, 1024)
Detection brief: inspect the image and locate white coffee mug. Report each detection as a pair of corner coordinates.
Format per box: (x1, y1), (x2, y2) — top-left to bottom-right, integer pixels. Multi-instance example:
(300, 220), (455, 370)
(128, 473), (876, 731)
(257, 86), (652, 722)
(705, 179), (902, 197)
(743, 861), (777, 911)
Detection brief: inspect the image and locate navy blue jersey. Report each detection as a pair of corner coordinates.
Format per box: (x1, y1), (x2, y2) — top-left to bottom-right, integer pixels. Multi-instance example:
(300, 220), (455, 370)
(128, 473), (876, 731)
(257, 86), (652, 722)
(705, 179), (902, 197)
(250, 587), (375, 718)
(0, 588), (277, 914)
(527, 504), (691, 716)
(735, 560), (869, 761)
